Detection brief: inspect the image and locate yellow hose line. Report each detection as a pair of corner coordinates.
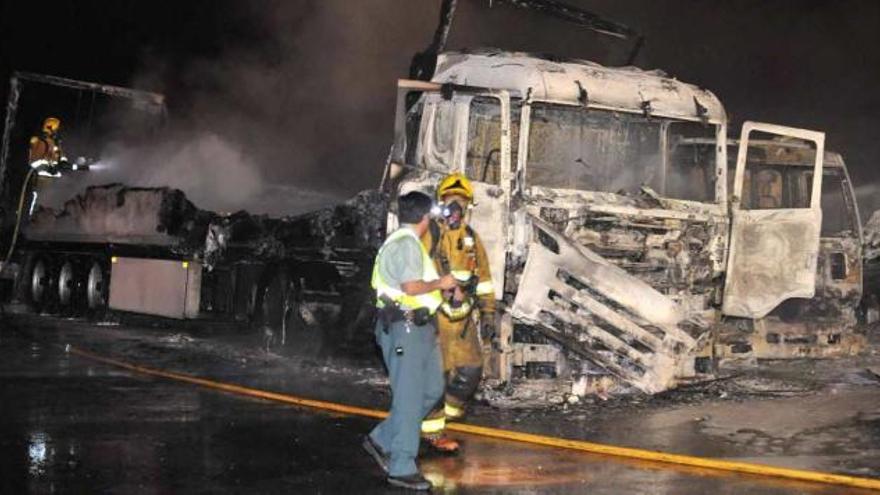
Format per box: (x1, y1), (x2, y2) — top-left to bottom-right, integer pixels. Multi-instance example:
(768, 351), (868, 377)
(69, 346), (880, 491)
(2, 168), (37, 267)
(69, 347), (386, 420)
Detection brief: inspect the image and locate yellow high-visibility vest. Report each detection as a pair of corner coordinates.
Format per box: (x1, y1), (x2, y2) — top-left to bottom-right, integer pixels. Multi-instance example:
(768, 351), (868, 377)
(371, 227), (443, 313)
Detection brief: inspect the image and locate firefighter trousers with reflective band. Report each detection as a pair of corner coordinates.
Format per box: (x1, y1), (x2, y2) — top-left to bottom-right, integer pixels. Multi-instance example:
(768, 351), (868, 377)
(369, 320), (444, 476)
(421, 314), (483, 436)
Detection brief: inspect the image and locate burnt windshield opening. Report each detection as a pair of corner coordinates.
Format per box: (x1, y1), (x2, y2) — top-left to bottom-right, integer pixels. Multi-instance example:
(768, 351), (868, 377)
(525, 103), (717, 202)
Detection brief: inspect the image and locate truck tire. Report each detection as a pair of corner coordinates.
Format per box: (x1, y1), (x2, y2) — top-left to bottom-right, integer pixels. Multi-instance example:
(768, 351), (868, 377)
(256, 272), (324, 356)
(26, 255), (59, 314)
(336, 288), (377, 352)
(85, 259), (109, 318)
(57, 258), (87, 316)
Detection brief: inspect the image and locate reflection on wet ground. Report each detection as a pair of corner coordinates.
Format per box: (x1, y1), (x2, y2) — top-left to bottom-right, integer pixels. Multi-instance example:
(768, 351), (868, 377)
(1, 328), (876, 494)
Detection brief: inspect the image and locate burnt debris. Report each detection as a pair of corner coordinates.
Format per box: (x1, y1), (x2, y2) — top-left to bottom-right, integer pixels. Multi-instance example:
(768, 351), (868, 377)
(25, 184), (386, 269)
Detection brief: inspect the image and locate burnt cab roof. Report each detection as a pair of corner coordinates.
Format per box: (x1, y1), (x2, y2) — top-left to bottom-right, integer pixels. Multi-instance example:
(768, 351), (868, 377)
(432, 49), (726, 124)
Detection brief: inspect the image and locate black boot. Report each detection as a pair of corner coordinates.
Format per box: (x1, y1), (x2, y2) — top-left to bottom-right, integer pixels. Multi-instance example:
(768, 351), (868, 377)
(387, 472), (432, 491)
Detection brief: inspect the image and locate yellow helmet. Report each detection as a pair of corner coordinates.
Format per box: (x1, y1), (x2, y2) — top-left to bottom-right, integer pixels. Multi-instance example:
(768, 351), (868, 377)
(437, 173), (474, 201)
(42, 117), (61, 135)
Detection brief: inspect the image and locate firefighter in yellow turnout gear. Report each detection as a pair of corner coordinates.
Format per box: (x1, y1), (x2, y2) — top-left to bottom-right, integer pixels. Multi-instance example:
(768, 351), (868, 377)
(420, 173), (495, 453)
(29, 117), (66, 176)
(25, 117), (67, 215)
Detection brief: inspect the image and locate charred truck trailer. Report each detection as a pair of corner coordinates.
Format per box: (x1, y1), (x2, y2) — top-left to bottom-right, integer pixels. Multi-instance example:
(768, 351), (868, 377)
(19, 185), (384, 349)
(0, 72), (384, 352)
(385, 50), (864, 394)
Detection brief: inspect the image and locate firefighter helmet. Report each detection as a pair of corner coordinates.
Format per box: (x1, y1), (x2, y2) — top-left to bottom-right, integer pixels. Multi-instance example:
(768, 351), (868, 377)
(42, 117), (61, 135)
(437, 173), (474, 202)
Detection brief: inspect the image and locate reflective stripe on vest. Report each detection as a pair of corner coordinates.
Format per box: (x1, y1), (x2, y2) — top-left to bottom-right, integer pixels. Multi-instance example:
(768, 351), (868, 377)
(371, 227), (442, 312)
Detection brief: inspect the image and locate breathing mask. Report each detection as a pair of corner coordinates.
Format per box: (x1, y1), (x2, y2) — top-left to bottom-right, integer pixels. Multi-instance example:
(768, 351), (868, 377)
(431, 199), (465, 229)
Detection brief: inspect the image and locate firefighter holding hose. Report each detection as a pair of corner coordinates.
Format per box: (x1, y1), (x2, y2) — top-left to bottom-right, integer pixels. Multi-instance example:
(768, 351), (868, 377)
(28, 117), (67, 177)
(420, 173), (496, 453)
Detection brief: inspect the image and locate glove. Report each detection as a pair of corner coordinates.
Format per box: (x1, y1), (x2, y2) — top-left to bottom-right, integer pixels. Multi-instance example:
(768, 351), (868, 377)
(480, 312), (496, 341)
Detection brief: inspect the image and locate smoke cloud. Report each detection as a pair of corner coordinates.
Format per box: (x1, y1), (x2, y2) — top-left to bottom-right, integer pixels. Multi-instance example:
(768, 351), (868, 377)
(116, 2), (433, 206)
(22, 0), (880, 222)
(39, 132), (339, 216)
(67, 1), (617, 214)
(40, 1), (437, 215)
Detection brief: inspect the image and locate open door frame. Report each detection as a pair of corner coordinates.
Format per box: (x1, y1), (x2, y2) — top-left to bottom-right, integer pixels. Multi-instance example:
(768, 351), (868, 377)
(722, 121), (825, 318)
(386, 79), (512, 300)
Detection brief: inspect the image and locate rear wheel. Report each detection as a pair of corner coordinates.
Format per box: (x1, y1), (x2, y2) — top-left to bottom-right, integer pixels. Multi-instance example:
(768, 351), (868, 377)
(28, 256), (58, 314)
(57, 260), (75, 307)
(86, 259), (109, 318)
(57, 259), (87, 315)
(30, 259), (48, 305)
(256, 272), (324, 356)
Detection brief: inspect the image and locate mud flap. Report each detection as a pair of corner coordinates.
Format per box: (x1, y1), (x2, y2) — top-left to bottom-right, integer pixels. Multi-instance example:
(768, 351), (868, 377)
(510, 218), (705, 394)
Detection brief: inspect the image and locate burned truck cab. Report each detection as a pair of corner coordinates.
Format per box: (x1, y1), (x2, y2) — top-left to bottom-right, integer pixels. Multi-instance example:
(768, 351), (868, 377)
(678, 138), (864, 359)
(385, 50), (858, 395)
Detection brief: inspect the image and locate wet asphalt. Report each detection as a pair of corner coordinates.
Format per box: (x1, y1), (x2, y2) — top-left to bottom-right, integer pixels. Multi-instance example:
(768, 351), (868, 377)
(0, 317), (877, 494)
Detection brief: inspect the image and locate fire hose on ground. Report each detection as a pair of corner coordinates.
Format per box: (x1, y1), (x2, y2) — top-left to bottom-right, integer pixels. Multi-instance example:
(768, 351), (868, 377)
(65, 345), (880, 492)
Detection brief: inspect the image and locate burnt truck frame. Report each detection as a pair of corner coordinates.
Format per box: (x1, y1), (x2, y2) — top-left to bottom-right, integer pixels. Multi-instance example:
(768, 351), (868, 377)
(0, 72), (382, 353)
(384, 50), (864, 394)
(679, 137), (863, 360)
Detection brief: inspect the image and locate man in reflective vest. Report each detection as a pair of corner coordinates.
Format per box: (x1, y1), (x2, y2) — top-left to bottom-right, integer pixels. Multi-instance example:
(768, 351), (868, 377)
(420, 173), (496, 453)
(363, 191), (457, 491)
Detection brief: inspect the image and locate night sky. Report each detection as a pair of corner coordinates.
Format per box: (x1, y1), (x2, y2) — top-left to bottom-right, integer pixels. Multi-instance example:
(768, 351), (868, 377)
(1, 0), (878, 213)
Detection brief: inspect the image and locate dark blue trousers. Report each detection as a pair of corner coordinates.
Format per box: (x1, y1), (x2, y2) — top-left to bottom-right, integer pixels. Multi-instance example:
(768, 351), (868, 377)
(369, 319), (444, 476)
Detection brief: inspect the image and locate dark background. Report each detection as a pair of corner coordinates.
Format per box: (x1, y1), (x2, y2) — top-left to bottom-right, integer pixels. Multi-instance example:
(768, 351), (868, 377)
(1, 0), (878, 214)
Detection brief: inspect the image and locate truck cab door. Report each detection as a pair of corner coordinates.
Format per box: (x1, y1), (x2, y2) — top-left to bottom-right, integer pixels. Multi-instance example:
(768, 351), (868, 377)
(386, 81), (512, 300)
(461, 94), (513, 301)
(722, 122), (825, 318)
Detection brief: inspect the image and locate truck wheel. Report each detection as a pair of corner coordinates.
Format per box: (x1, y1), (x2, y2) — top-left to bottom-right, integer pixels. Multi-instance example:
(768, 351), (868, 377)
(86, 260), (109, 317)
(57, 261), (74, 306)
(256, 272), (287, 352)
(336, 289), (377, 352)
(257, 273), (324, 356)
(282, 286), (324, 356)
(28, 257), (58, 314)
(57, 259), (84, 315)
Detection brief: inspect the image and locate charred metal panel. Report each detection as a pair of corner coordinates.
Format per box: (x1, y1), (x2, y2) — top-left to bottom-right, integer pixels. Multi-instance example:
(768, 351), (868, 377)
(24, 184), (384, 271)
(520, 187), (729, 312)
(865, 210), (880, 264)
(722, 209), (821, 318)
(864, 210), (880, 305)
(469, 182), (508, 300)
(433, 51), (725, 124)
(510, 217), (704, 394)
(25, 184), (210, 248)
(723, 122), (825, 319)
(815, 237), (862, 309)
(716, 317), (865, 360)
(205, 189), (385, 264)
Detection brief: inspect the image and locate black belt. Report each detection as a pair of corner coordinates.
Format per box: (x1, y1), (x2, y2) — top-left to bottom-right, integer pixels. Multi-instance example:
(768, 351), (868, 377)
(377, 305), (434, 332)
